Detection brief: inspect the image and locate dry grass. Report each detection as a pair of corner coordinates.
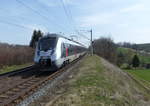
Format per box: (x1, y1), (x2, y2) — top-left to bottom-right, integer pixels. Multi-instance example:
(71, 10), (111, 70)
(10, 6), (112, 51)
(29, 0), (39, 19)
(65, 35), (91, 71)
(47, 55), (150, 106)
(0, 43), (34, 69)
(0, 63), (32, 74)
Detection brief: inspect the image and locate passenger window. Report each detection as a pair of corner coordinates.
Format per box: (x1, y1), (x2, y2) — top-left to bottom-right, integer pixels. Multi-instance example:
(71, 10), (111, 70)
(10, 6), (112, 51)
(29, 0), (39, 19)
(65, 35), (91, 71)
(61, 43), (66, 57)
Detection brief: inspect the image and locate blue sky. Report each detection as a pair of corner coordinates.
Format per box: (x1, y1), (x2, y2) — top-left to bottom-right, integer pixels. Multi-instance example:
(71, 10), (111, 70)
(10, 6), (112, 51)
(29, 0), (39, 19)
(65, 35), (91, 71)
(0, 0), (150, 46)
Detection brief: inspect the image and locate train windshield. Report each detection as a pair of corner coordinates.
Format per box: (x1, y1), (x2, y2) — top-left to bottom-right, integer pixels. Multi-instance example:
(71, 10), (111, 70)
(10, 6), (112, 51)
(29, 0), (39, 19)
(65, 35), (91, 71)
(39, 37), (57, 51)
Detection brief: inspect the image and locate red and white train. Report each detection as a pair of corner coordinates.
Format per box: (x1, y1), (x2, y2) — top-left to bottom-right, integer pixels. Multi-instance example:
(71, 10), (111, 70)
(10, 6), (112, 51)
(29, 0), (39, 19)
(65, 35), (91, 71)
(34, 33), (87, 70)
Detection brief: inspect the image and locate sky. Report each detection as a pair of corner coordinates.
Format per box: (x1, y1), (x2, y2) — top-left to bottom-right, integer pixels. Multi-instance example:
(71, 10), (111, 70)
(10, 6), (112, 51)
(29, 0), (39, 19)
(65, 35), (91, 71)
(0, 0), (150, 46)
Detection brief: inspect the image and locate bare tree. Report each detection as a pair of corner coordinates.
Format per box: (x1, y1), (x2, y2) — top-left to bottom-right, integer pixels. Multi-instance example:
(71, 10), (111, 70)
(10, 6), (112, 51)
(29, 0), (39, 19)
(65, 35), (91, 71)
(93, 37), (117, 64)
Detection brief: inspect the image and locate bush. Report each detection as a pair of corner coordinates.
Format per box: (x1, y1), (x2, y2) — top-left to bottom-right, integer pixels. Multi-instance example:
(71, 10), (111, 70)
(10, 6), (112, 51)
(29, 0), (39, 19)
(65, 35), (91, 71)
(0, 43), (34, 69)
(120, 63), (131, 69)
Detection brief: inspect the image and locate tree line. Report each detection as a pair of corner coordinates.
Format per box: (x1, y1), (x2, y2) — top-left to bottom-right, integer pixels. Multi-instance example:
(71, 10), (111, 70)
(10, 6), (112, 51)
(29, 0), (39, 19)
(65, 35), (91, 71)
(117, 42), (138, 50)
(92, 37), (140, 69)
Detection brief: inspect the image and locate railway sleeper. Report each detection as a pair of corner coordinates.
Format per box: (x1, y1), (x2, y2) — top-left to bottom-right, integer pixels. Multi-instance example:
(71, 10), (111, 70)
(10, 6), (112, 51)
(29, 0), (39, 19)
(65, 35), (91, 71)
(5, 92), (15, 96)
(22, 83), (33, 86)
(12, 88), (20, 92)
(0, 95), (9, 99)
(26, 81), (35, 84)
(17, 85), (27, 89)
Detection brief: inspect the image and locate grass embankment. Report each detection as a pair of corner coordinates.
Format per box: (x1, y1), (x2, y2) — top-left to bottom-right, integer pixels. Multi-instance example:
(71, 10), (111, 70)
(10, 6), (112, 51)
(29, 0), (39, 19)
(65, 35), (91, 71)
(126, 69), (150, 88)
(0, 63), (33, 74)
(50, 55), (150, 106)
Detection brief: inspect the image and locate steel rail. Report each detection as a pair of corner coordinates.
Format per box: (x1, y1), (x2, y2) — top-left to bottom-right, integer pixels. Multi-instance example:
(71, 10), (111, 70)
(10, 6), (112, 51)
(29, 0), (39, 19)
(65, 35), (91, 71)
(0, 65), (35, 78)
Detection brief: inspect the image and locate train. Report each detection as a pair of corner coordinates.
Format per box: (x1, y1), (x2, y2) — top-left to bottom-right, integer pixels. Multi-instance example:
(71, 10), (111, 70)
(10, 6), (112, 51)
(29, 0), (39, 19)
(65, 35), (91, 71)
(34, 33), (87, 71)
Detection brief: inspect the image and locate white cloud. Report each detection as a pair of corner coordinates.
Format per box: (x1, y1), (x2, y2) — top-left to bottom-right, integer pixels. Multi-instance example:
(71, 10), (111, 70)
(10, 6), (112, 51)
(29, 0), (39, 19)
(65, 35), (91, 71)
(120, 3), (149, 13)
(37, 0), (58, 7)
(77, 12), (116, 27)
(37, 0), (75, 7)
(117, 23), (129, 27)
(63, 0), (75, 5)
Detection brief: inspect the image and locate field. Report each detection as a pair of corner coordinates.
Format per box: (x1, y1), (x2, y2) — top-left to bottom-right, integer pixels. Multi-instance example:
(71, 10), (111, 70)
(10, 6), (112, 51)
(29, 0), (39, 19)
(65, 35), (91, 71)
(126, 69), (150, 82)
(117, 47), (150, 65)
(126, 69), (150, 90)
(0, 63), (32, 74)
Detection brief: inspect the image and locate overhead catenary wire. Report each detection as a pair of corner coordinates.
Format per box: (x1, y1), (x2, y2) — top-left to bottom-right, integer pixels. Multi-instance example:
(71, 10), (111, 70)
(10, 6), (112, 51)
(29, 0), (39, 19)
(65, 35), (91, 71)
(60, 0), (79, 32)
(0, 6), (50, 30)
(15, 0), (70, 32)
(59, 0), (90, 41)
(59, 0), (72, 23)
(34, 0), (70, 33)
(15, 0), (49, 21)
(35, 1), (58, 21)
(59, 0), (78, 32)
(0, 19), (33, 30)
(77, 31), (90, 40)
(36, 0), (89, 43)
(9, 0), (90, 45)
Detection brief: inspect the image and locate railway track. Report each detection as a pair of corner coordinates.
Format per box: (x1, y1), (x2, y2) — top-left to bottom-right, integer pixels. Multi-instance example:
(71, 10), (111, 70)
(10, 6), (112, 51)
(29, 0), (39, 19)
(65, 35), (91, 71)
(0, 55), (85, 106)
(0, 65), (35, 78)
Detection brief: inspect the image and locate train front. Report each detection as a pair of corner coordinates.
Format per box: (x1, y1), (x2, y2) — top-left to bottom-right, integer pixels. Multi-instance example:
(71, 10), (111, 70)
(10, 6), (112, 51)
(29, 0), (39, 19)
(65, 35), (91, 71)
(34, 36), (57, 68)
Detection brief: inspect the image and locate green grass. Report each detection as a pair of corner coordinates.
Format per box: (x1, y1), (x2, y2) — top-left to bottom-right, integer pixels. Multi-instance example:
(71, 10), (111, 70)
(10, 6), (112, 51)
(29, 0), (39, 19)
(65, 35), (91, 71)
(126, 69), (150, 82)
(139, 55), (150, 64)
(117, 47), (150, 64)
(0, 63), (33, 74)
(117, 47), (135, 54)
(125, 69), (150, 89)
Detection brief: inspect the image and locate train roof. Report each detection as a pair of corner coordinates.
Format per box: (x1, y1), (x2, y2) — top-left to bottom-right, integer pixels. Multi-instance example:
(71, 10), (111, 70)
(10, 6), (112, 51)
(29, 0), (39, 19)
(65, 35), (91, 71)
(42, 33), (86, 48)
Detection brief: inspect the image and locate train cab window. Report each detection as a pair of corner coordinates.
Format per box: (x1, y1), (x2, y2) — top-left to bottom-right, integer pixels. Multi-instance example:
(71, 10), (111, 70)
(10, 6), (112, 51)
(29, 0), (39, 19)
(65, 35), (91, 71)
(39, 37), (57, 51)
